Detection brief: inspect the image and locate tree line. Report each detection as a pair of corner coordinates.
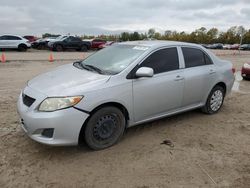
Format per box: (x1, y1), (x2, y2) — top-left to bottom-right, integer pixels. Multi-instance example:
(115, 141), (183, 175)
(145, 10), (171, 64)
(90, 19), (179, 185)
(42, 26), (250, 44)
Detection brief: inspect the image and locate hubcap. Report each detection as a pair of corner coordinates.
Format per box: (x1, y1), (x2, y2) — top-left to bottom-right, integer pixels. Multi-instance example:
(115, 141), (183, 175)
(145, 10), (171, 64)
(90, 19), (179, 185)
(210, 90), (223, 111)
(93, 115), (117, 141)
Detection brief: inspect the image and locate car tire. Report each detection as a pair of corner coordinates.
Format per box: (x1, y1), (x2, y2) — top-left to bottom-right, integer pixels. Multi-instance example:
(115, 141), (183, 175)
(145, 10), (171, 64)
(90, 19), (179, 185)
(37, 44), (44, 50)
(201, 85), (225, 114)
(18, 44), (27, 52)
(80, 45), (87, 52)
(55, 45), (63, 52)
(84, 106), (126, 150)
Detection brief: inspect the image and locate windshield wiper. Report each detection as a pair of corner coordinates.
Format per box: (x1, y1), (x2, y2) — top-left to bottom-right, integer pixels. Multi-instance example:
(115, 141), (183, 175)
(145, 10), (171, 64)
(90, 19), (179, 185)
(84, 64), (104, 74)
(74, 61), (113, 75)
(73, 61), (93, 71)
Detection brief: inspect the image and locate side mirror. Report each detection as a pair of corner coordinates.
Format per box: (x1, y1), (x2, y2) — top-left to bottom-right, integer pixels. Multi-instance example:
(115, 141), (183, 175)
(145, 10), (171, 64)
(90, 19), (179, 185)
(135, 67), (154, 78)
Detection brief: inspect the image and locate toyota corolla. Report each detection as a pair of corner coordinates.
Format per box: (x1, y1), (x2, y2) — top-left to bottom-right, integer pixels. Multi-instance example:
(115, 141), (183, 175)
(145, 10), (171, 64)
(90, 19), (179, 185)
(17, 41), (235, 150)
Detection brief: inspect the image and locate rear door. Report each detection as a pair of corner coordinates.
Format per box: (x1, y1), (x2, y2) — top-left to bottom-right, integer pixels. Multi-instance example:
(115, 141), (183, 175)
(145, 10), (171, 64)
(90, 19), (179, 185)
(71, 37), (82, 49)
(181, 47), (216, 107)
(132, 47), (184, 122)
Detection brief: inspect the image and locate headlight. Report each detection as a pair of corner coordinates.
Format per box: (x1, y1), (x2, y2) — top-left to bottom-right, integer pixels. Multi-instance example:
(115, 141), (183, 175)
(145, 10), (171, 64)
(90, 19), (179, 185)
(38, 96), (83, 112)
(243, 63), (250, 69)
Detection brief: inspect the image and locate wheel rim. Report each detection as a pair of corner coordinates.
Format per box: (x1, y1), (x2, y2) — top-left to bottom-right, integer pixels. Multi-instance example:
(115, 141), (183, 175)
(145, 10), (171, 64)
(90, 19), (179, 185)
(93, 114), (117, 141)
(210, 90), (223, 111)
(56, 46), (62, 51)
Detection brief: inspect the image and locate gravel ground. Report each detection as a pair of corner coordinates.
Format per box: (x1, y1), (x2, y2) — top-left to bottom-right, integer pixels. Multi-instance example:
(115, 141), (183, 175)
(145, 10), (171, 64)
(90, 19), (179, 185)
(0, 50), (250, 188)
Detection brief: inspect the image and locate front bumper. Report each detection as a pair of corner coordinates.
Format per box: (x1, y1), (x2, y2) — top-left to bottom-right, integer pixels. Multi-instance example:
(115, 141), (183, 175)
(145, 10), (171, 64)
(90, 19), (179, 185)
(17, 86), (89, 146)
(26, 43), (31, 48)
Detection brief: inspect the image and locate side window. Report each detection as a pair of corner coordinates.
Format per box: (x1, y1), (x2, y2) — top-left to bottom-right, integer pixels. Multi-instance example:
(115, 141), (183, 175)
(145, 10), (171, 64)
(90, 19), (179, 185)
(182, 47), (206, 68)
(6, 36), (21, 40)
(140, 47), (179, 74)
(64, 37), (72, 42)
(72, 37), (81, 42)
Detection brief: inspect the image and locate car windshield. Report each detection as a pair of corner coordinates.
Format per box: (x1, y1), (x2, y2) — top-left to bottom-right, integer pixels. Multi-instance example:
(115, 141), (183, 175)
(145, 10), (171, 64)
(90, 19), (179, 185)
(80, 44), (149, 75)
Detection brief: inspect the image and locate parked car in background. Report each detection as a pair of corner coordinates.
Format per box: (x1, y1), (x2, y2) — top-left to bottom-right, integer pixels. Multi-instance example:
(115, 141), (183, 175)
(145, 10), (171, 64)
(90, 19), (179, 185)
(223, 44), (231, 50)
(0, 35), (31, 51)
(49, 36), (91, 51)
(207, 43), (223, 49)
(241, 62), (250, 80)
(47, 35), (68, 47)
(201, 44), (209, 48)
(83, 38), (106, 49)
(31, 37), (57, 50)
(17, 41), (234, 150)
(239, 44), (250, 51)
(229, 44), (240, 50)
(23, 35), (38, 43)
(98, 41), (116, 49)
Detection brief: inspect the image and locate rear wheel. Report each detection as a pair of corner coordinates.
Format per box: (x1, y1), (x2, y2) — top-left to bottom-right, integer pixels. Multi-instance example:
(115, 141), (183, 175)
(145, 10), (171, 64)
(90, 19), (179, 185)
(37, 44), (44, 50)
(201, 85), (225, 114)
(84, 106), (126, 150)
(18, 44), (27, 52)
(80, 45), (87, 52)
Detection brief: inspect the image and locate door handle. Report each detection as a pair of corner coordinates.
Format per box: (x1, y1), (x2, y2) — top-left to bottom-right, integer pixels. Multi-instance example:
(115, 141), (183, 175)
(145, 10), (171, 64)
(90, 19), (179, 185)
(174, 75), (184, 81)
(209, 69), (216, 74)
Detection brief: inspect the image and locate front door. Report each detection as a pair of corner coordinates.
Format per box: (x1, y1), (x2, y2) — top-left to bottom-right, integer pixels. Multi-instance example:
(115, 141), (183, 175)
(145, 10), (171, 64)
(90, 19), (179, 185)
(132, 47), (184, 122)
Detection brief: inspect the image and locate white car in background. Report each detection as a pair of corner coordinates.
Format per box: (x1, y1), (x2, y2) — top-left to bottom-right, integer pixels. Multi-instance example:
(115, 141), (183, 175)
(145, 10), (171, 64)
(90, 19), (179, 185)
(0, 35), (31, 51)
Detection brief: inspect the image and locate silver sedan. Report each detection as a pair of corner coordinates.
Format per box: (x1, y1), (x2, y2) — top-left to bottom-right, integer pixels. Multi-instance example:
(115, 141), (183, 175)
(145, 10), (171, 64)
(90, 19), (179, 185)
(17, 41), (235, 150)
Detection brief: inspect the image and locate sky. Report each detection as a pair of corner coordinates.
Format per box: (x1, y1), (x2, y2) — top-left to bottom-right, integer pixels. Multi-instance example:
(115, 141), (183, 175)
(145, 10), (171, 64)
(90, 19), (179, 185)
(0, 0), (250, 36)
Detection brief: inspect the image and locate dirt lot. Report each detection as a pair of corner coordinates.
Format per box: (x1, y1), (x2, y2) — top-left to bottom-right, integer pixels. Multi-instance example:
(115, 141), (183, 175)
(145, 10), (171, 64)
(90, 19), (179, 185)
(0, 50), (250, 188)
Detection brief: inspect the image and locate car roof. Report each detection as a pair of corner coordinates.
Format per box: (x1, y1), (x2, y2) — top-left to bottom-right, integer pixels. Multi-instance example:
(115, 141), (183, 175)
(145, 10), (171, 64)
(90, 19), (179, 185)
(120, 40), (202, 48)
(1, 34), (23, 38)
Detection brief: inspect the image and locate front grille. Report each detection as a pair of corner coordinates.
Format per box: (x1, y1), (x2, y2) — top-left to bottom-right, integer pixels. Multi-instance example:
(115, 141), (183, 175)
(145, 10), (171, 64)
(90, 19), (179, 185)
(22, 94), (36, 107)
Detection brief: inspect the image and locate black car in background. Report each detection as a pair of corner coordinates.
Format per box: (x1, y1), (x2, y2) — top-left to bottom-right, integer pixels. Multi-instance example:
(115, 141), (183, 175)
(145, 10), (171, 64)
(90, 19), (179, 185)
(31, 37), (57, 50)
(206, 43), (223, 49)
(48, 36), (91, 52)
(239, 44), (250, 51)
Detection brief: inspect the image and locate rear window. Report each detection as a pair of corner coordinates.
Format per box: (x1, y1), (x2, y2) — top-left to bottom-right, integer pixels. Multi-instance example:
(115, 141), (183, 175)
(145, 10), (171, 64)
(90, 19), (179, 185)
(182, 47), (212, 68)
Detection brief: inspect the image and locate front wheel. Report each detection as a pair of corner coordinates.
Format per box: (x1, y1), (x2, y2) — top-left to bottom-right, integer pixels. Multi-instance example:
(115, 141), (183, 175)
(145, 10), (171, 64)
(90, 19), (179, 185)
(201, 85), (225, 114)
(18, 44), (27, 52)
(80, 45), (87, 52)
(55, 45), (63, 52)
(84, 106), (126, 150)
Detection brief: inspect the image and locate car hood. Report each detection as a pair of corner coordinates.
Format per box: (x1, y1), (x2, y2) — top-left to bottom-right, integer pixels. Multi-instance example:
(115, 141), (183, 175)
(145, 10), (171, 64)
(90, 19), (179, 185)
(28, 63), (110, 96)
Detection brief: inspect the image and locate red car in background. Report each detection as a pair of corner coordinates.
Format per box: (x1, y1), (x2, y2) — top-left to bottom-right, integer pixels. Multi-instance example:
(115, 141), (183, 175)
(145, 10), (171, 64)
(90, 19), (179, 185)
(91, 39), (106, 49)
(23, 35), (38, 42)
(83, 38), (106, 49)
(98, 41), (115, 49)
(230, 44), (240, 50)
(242, 62), (250, 80)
